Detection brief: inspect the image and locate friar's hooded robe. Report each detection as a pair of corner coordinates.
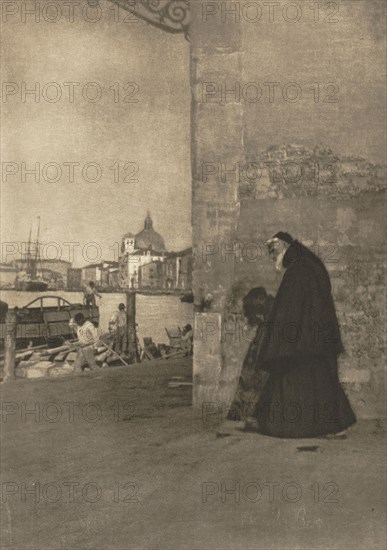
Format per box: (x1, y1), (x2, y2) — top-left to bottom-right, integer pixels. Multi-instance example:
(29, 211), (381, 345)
(255, 239), (356, 438)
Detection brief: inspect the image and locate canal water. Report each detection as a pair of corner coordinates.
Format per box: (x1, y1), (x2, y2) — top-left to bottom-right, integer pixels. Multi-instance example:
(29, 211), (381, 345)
(0, 291), (194, 347)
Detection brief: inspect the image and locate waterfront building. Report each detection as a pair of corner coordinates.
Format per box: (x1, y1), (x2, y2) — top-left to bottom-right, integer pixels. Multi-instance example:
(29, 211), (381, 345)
(138, 260), (164, 289)
(81, 263), (102, 285)
(67, 268), (82, 290)
(108, 267), (120, 289)
(81, 261), (119, 289)
(0, 263), (18, 289)
(119, 212), (166, 289)
(40, 259), (71, 288)
(162, 248), (192, 290)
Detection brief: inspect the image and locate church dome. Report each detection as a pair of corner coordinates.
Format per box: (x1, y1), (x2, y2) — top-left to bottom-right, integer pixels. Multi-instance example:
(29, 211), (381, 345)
(135, 212), (166, 252)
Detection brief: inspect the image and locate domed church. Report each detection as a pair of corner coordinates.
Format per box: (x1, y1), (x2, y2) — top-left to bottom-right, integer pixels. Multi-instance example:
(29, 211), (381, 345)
(135, 211), (166, 253)
(119, 211), (167, 288)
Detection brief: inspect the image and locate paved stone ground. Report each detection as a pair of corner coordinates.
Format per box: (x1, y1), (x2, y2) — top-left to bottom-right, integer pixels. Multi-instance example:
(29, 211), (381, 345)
(1, 358), (385, 550)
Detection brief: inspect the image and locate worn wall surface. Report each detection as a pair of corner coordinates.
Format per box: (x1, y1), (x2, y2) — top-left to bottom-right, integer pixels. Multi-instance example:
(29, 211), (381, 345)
(191, 1), (386, 418)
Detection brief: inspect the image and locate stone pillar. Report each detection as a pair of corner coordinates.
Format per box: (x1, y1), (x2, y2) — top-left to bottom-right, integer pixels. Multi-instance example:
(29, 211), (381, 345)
(190, 1), (243, 409)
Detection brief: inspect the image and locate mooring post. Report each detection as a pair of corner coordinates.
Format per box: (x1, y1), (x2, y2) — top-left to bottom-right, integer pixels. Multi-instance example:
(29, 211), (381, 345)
(4, 310), (17, 382)
(126, 291), (139, 363)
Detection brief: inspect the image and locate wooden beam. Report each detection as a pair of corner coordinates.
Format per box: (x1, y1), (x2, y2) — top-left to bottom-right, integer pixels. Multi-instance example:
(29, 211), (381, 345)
(3, 310), (17, 381)
(126, 291), (139, 363)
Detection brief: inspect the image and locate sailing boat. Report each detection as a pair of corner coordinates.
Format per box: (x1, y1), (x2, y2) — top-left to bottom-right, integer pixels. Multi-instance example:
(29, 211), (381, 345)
(16, 217), (48, 292)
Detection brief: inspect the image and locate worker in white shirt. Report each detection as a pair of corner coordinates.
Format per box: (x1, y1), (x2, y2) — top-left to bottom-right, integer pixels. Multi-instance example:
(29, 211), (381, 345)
(109, 303), (128, 356)
(69, 312), (101, 372)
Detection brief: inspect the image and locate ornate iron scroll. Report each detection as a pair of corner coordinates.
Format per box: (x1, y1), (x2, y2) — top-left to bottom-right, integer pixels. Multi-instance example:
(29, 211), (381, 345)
(107, 0), (191, 35)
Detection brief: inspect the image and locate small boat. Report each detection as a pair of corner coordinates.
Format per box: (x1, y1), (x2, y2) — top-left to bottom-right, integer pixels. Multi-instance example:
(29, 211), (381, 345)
(0, 295), (99, 349)
(16, 280), (48, 292)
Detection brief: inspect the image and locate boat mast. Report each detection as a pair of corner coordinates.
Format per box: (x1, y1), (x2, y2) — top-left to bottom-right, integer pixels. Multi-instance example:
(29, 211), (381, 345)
(31, 217), (41, 280)
(25, 226), (32, 276)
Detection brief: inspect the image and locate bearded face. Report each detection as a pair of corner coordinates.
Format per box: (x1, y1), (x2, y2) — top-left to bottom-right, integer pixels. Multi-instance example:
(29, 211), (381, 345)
(266, 238), (288, 272)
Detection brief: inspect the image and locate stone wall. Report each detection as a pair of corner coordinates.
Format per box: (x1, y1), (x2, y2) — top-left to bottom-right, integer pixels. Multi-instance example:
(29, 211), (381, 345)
(190, 0), (386, 418)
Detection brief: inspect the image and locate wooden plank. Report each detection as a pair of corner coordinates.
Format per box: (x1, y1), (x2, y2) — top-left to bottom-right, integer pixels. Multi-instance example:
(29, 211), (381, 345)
(161, 350), (186, 360)
(43, 311), (71, 323)
(41, 345), (72, 356)
(54, 351), (70, 362)
(95, 350), (111, 362)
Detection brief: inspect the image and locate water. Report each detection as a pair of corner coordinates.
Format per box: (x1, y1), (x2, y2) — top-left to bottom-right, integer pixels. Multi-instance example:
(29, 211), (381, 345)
(0, 291), (194, 346)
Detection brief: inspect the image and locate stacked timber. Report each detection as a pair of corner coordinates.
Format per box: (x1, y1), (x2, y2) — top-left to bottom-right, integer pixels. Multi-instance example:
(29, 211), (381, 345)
(0, 341), (119, 380)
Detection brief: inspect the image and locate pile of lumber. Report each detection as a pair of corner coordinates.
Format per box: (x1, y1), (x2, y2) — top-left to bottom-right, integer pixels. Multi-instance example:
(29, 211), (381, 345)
(0, 341), (127, 380)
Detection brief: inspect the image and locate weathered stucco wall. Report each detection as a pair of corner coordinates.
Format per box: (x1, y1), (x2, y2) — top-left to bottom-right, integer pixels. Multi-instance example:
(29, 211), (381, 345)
(229, 195), (385, 418)
(191, 0), (386, 418)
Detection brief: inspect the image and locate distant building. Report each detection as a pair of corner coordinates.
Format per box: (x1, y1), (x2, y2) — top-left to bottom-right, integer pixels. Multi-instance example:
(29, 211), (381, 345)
(81, 261), (119, 289)
(41, 259), (71, 288)
(0, 263), (18, 288)
(138, 260), (164, 289)
(162, 248), (192, 290)
(99, 262), (120, 289)
(119, 212), (166, 289)
(81, 263), (102, 285)
(40, 268), (65, 290)
(108, 268), (120, 289)
(67, 268), (82, 290)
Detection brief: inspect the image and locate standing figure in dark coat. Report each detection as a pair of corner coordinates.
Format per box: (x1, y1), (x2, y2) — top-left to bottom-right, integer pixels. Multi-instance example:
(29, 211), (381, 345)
(228, 287), (273, 422)
(255, 232), (356, 438)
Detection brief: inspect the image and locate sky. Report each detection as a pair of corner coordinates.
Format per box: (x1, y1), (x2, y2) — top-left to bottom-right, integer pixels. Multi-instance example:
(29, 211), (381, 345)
(1, 0), (191, 266)
(240, 0), (386, 165)
(1, 0), (385, 268)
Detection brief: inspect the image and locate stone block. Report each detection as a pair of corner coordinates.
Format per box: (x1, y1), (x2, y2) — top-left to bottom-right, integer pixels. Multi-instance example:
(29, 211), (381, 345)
(29, 353), (45, 361)
(17, 360), (37, 369)
(47, 363), (75, 377)
(16, 361), (55, 379)
(193, 313), (222, 408)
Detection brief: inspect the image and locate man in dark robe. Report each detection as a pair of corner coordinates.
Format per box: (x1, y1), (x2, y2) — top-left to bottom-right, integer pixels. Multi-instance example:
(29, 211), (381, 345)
(255, 232), (356, 438)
